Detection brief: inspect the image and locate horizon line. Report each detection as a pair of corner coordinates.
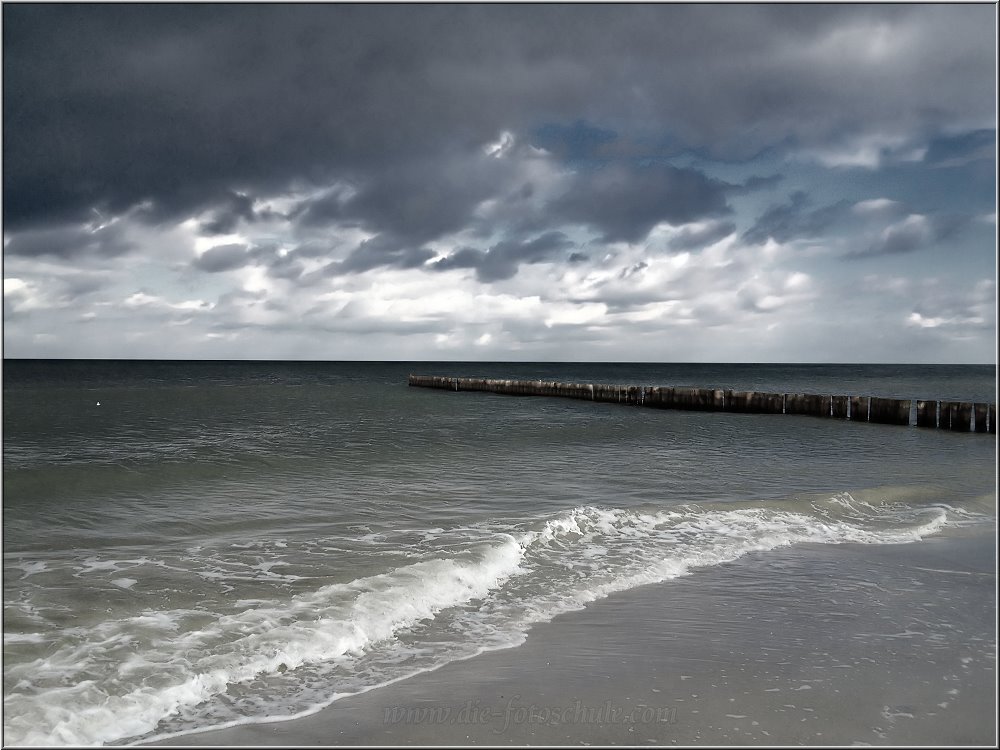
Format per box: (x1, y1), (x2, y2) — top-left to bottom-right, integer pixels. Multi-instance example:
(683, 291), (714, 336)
(2, 357), (997, 367)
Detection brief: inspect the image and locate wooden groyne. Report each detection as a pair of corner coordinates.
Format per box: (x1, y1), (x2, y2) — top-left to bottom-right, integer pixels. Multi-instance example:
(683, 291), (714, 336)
(408, 375), (997, 434)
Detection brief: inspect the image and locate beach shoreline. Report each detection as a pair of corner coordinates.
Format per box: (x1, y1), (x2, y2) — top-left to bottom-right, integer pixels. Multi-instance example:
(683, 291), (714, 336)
(143, 530), (996, 747)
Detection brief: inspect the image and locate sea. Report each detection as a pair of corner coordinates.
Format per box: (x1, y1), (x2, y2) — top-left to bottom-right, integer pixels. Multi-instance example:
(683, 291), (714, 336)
(2, 360), (996, 746)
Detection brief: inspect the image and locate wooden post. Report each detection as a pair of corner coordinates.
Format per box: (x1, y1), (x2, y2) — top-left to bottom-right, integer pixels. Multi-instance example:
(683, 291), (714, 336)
(973, 403), (990, 433)
(785, 393), (831, 417)
(725, 390), (782, 413)
(915, 400), (938, 428)
(831, 395), (849, 419)
(941, 401), (972, 431)
(849, 396), (870, 422)
(870, 397), (911, 426)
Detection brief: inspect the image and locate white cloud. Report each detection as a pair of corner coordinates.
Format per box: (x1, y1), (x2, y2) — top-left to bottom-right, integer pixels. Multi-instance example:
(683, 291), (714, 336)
(784, 272), (811, 291)
(194, 233), (248, 254)
(808, 20), (910, 65)
(904, 278), (995, 333)
(123, 292), (159, 308)
(122, 291), (214, 315)
(3, 277), (44, 315)
(796, 133), (925, 169)
(543, 302), (607, 328)
(907, 312), (946, 329)
(852, 198), (902, 214)
(4, 278), (29, 296)
(484, 130), (515, 158)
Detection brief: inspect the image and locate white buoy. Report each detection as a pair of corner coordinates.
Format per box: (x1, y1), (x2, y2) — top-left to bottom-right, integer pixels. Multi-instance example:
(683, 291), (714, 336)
(96, 402), (101, 406)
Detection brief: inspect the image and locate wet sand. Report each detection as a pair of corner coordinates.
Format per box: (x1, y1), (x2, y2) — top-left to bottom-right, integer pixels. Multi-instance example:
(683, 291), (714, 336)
(145, 532), (996, 746)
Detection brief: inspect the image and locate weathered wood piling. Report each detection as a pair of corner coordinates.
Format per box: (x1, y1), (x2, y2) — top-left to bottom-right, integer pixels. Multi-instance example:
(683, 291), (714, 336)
(785, 393), (831, 418)
(915, 400), (937, 428)
(941, 401), (973, 432)
(973, 403), (990, 434)
(725, 390), (784, 414)
(869, 396), (911, 426)
(408, 375), (995, 434)
(831, 395), (849, 419)
(849, 396), (870, 422)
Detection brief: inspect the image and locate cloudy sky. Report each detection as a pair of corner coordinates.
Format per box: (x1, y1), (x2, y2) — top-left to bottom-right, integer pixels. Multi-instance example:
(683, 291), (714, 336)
(3, 4), (996, 362)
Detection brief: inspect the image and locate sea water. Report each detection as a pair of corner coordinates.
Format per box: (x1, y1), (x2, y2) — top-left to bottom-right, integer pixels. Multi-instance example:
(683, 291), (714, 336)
(2, 361), (995, 745)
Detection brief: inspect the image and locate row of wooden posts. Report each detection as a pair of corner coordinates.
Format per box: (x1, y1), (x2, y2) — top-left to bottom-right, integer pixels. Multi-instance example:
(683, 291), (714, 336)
(408, 375), (996, 434)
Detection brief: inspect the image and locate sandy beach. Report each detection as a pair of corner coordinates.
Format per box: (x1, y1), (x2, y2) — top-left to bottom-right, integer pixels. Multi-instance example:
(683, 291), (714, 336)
(146, 530), (996, 747)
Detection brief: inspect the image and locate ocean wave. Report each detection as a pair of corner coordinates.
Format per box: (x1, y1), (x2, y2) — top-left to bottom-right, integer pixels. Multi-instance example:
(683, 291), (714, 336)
(3, 539), (524, 746)
(0, 493), (965, 746)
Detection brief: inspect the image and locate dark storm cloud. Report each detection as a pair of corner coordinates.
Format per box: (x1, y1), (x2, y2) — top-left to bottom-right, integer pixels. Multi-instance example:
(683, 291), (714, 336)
(550, 163), (732, 244)
(295, 157), (507, 244)
(531, 120), (619, 163)
(742, 192), (851, 245)
(869, 220), (932, 257)
(619, 261), (648, 280)
(433, 231), (574, 282)
(3, 222), (134, 258)
(736, 174), (784, 193)
(669, 220), (737, 251)
(264, 248), (307, 281)
(844, 214), (969, 260)
(199, 192), (258, 235)
(189, 239), (332, 278)
(4, 4), (994, 234)
(191, 243), (253, 273)
(267, 262), (305, 282)
(291, 241), (338, 259)
(327, 234), (436, 276)
(922, 129), (996, 168)
(58, 274), (107, 298)
(289, 186), (353, 227)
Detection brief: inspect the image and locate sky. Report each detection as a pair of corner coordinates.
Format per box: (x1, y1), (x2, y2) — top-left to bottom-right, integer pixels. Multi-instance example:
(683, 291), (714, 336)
(3, 3), (997, 363)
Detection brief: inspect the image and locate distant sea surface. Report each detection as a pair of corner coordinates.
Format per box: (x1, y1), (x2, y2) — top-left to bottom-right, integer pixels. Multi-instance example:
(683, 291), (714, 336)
(3, 360), (996, 746)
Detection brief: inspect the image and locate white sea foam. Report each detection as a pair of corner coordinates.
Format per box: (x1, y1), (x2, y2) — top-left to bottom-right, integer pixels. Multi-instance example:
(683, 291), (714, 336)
(478, 501), (951, 639)
(2, 538), (524, 746)
(14, 560), (50, 577)
(3, 632), (47, 645)
(3, 498), (952, 747)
